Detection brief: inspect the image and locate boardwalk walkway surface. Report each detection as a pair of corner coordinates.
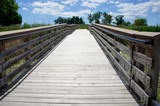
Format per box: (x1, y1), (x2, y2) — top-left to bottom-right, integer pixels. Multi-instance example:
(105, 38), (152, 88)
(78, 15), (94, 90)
(0, 29), (138, 106)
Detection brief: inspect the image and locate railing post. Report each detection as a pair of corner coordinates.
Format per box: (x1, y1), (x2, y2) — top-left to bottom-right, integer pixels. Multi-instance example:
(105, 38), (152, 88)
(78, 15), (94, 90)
(25, 35), (31, 62)
(0, 40), (6, 89)
(62, 25), (64, 37)
(149, 37), (160, 101)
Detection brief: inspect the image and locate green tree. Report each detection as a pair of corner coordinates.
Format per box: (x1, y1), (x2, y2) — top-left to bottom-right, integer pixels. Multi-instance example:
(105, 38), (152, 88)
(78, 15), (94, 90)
(102, 12), (112, 25)
(122, 21), (131, 26)
(0, 0), (22, 26)
(88, 14), (94, 24)
(54, 17), (66, 24)
(115, 15), (124, 25)
(134, 18), (147, 26)
(79, 18), (84, 24)
(93, 11), (102, 24)
(54, 16), (85, 24)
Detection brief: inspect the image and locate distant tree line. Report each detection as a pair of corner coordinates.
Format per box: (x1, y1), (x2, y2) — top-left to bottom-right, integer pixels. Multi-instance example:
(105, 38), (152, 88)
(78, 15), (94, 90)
(87, 11), (160, 32)
(54, 16), (85, 24)
(88, 11), (148, 26)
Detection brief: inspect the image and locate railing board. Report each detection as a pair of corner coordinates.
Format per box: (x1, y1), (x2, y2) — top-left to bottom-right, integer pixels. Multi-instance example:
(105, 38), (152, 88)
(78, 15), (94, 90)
(89, 24), (160, 106)
(2, 33), (59, 71)
(133, 51), (152, 67)
(93, 27), (132, 57)
(93, 29), (131, 74)
(0, 32), (55, 59)
(0, 25), (63, 40)
(94, 24), (159, 38)
(0, 24), (76, 91)
(2, 51), (30, 71)
(3, 34), (61, 83)
(131, 80), (149, 106)
(91, 29), (130, 83)
(132, 66), (151, 89)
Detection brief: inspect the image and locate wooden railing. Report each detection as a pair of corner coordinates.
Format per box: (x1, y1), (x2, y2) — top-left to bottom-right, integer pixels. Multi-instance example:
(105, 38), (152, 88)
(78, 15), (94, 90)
(89, 24), (160, 106)
(0, 24), (76, 93)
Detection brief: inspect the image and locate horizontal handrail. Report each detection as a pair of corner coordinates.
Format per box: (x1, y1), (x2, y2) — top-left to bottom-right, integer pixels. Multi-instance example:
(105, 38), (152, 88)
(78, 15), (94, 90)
(0, 24), (77, 40)
(93, 24), (153, 44)
(89, 24), (160, 106)
(0, 24), (76, 94)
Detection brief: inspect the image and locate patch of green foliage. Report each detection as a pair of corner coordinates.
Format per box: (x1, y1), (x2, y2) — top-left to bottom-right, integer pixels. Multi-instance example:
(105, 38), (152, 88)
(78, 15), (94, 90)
(120, 25), (160, 32)
(0, 0), (22, 26)
(0, 23), (49, 32)
(54, 16), (85, 24)
(77, 24), (88, 29)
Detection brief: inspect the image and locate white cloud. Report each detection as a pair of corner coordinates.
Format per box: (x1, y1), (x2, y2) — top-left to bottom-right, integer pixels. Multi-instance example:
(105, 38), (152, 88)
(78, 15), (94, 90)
(22, 7), (28, 11)
(33, 1), (65, 11)
(62, 9), (92, 17)
(81, 1), (100, 8)
(32, 1), (92, 17)
(151, 2), (160, 12)
(32, 1), (65, 15)
(86, 0), (107, 3)
(109, 1), (120, 4)
(61, 0), (79, 5)
(81, 0), (108, 8)
(114, 1), (160, 19)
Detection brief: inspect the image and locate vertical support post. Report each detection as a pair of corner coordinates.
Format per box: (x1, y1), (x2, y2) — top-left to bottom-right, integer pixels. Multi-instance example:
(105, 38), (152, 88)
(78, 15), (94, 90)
(149, 38), (160, 101)
(0, 40), (6, 89)
(62, 26), (64, 37)
(145, 45), (152, 94)
(0, 41), (5, 73)
(50, 30), (53, 49)
(134, 44), (145, 83)
(60, 26), (63, 39)
(128, 41), (134, 87)
(25, 35), (31, 68)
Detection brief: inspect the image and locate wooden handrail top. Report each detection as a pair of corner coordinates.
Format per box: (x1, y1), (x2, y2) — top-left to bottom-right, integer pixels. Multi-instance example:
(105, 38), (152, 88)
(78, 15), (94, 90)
(0, 24), (67, 39)
(95, 24), (160, 39)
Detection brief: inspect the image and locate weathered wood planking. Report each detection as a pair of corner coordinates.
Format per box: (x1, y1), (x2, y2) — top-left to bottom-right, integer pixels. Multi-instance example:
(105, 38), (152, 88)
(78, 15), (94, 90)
(0, 29), (138, 106)
(89, 24), (160, 106)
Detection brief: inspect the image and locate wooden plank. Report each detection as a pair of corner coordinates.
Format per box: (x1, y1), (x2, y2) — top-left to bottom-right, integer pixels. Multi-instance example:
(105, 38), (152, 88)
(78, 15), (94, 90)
(0, 102), (139, 106)
(0, 78), (5, 88)
(2, 97), (138, 104)
(91, 30), (130, 85)
(0, 24), (65, 39)
(92, 29), (131, 79)
(133, 51), (152, 67)
(93, 27), (132, 56)
(0, 40), (6, 88)
(3, 40), (51, 82)
(132, 66), (151, 89)
(130, 80), (149, 106)
(3, 51), (30, 70)
(94, 24), (159, 38)
(6, 93), (135, 99)
(1, 29), (138, 106)
(148, 37), (160, 99)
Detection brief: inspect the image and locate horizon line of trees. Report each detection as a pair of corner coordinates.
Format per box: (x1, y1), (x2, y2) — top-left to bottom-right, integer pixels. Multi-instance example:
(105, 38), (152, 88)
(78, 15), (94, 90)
(54, 16), (85, 24)
(87, 11), (148, 26)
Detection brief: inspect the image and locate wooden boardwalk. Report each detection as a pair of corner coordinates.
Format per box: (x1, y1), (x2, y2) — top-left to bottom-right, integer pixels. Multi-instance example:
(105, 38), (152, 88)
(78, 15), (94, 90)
(0, 29), (138, 106)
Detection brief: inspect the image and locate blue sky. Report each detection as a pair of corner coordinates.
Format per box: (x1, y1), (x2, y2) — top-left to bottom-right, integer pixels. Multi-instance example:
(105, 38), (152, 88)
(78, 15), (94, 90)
(16, 0), (160, 25)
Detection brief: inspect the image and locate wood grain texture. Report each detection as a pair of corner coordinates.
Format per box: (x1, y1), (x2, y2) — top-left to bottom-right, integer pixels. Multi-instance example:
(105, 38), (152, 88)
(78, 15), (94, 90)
(0, 29), (138, 106)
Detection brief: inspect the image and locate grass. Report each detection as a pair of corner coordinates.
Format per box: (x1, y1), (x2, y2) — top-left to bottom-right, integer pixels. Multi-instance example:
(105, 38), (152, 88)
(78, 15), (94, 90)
(77, 24), (88, 29)
(6, 59), (26, 84)
(0, 23), (49, 32)
(119, 25), (160, 32)
(0, 23), (89, 32)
